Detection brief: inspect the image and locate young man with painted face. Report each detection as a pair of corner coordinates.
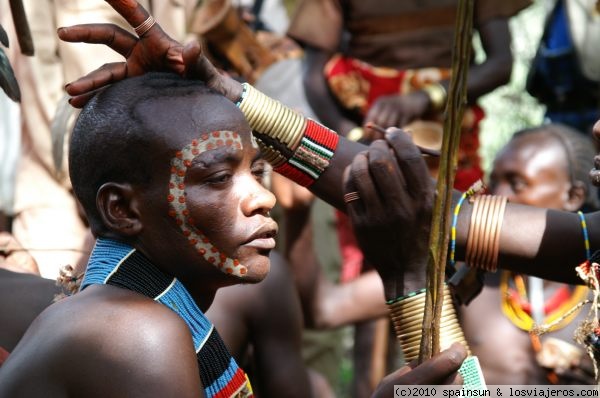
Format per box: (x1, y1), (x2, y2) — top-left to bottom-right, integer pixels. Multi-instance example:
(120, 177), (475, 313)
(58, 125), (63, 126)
(461, 125), (598, 384)
(0, 73), (465, 398)
(0, 73), (275, 397)
(23, 0), (600, 391)
(54, 0), (600, 382)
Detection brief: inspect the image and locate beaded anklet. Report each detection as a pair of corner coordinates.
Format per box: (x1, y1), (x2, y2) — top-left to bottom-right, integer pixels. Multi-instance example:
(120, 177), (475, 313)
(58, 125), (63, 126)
(237, 83), (339, 187)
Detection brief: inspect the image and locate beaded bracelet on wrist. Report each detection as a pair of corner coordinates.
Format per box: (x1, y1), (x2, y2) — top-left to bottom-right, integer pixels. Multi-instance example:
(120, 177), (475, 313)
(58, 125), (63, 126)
(237, 83), (339, 187)
(449, 180), (485, 268)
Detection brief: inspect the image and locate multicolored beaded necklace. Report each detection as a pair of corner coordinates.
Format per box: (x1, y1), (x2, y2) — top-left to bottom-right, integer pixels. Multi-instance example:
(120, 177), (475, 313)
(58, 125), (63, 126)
(500, 271), (588, 332)
(80, 238), (253, 397)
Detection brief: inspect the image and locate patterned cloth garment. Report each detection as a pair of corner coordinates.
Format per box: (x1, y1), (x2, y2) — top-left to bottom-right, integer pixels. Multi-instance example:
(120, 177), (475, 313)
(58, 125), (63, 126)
(80, 238), (253, 398)
(324, 55), (484, 191)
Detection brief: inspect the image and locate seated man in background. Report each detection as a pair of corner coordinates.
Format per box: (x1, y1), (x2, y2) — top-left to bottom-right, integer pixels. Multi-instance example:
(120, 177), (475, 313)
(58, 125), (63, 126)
(462, 124), (597, 384)
(0, 233), (59, 365)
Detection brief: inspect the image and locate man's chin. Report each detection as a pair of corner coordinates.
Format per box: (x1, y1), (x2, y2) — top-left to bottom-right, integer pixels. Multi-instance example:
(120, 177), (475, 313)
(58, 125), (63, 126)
(231, 256), (271, 284)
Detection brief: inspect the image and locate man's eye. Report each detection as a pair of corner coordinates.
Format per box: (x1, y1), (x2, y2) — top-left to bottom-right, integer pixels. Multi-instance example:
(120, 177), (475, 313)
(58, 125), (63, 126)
(205, 172), (232, 185)
(511, 178), (527, 193)
(251, 163), (268, 182)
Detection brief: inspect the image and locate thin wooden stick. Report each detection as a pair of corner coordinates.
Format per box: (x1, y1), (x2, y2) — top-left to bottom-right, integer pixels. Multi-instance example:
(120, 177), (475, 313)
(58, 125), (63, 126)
(365, 123), (441, 157)
(9, 0), (34, 55)
(419, 0), (474, 362)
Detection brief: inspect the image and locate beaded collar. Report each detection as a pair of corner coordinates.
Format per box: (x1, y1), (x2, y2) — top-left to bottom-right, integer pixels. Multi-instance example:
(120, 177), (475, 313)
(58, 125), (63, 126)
(80, 238), (253, 397)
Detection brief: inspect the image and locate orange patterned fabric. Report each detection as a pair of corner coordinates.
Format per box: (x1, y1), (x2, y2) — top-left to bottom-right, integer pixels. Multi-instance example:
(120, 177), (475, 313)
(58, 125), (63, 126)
(324, 54), (484, 191)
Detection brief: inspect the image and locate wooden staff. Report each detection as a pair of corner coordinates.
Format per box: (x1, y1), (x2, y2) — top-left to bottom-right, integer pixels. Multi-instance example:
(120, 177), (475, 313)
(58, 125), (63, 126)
(419, 0), (474, 362)
(9, 0), (34, 55)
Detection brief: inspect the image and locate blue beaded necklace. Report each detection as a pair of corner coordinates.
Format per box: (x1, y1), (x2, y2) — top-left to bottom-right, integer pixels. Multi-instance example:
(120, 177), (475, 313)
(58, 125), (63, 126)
(81, 238), (253, 397)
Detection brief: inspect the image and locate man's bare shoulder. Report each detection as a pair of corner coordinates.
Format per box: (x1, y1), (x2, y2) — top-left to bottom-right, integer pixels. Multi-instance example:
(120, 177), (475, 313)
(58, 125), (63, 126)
(37, 284), (193, 346)
(0, 285), (203, 398)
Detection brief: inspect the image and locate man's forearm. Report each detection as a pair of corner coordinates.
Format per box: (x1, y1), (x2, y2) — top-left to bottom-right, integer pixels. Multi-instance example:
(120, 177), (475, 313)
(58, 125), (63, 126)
(303, 46), (358, 135)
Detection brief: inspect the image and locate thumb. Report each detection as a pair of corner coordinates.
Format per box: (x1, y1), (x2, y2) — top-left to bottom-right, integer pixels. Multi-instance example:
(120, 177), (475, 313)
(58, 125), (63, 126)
(182, 41), (202, 78)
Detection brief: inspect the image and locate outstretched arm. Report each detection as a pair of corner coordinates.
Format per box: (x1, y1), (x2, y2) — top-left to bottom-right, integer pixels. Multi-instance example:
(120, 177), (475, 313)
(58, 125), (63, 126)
(343, 130), (595, 289)
(364, 17), (513, 135)
(59, 1), (597, 286)
(57, 0), (240, 107)
(454, 201), (594, 285)
(283, 197), (387, 329)
(303, 46), (359, 136)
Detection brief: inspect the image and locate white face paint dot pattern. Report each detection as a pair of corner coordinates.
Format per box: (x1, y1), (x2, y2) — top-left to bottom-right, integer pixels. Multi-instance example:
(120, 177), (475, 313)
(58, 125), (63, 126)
(168, 131), (247, 277)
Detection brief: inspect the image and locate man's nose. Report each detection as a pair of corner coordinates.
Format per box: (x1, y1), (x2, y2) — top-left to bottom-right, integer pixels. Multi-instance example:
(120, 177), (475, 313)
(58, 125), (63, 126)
(242, 179), (276, 217)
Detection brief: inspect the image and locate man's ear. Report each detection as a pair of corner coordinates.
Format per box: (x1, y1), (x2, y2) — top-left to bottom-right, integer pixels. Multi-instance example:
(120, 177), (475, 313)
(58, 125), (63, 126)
(563, 181), (586, 212)
(97, 182), (143, 236)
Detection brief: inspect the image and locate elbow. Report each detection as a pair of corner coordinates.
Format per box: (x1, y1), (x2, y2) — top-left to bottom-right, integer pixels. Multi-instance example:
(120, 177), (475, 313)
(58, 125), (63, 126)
(301, 296), (336, 330)
(497, 58), (513, 87)
(302, 66), (325, 102)
(302, 48), (329, 95)
(491, 52), (514, 87)
(310, 298), (339, 330)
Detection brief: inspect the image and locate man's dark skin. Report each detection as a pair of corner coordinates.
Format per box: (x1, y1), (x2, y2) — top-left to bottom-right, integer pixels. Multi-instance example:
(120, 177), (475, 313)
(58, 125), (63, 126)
(462, 128), (596, 384)
(0, 87), (465, 397)
(0, 251), (314, 397)
(48, 2), (600, 390)
(303, 18), (513, 138)
(0, 85), (281, 397)
(0, 269), (59, 353)
(57, 0), (600, 307)
(206, 251), (314, 397)
(0, 20), (467, 398)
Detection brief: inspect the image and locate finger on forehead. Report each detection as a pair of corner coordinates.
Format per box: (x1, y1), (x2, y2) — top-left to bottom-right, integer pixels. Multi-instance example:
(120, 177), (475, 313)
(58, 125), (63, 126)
(58, 24), (137, 57)
(367, 140), (408, 204)
(350, 151), (382, 217)
(69, 93), (97, 108)
(105, 0), (150, 27)
(66, 62), (127, 97)
(385, 130), (432, 199)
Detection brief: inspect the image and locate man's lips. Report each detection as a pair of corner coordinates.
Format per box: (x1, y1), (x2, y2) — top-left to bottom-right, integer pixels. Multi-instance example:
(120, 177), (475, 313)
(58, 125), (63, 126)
(243, 221), (278, 250)
(243, 237), (276, 250)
